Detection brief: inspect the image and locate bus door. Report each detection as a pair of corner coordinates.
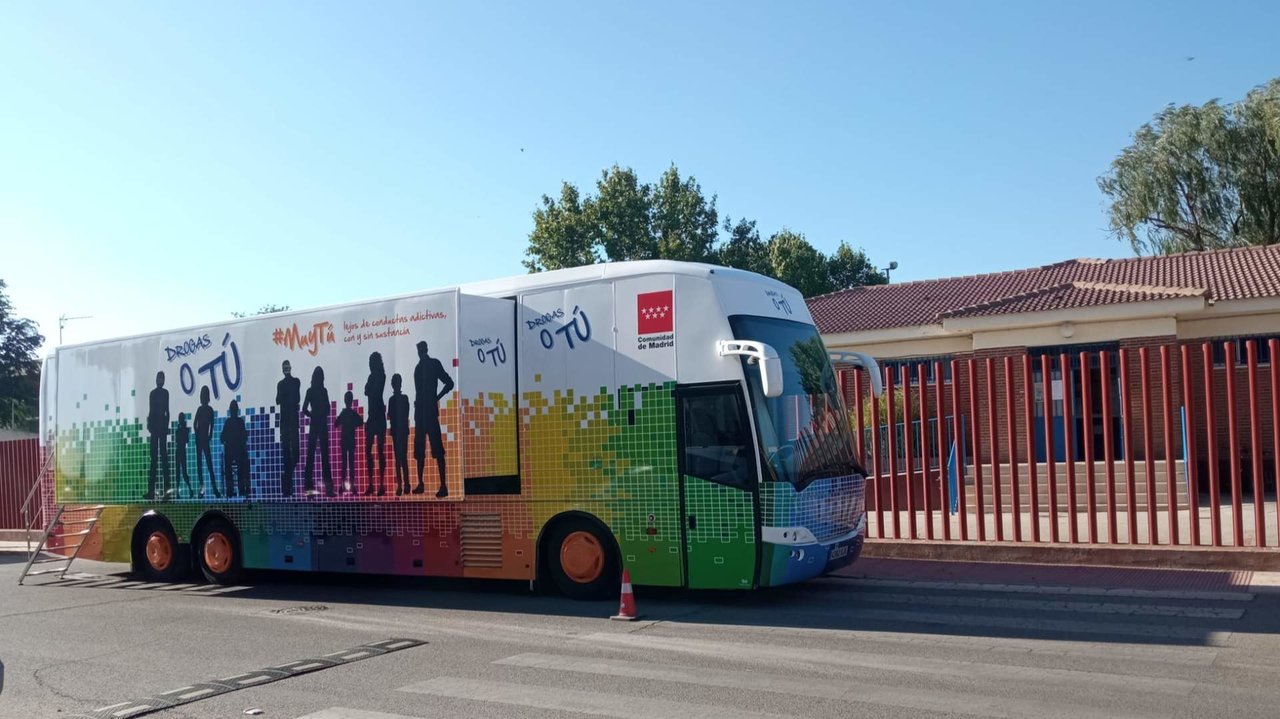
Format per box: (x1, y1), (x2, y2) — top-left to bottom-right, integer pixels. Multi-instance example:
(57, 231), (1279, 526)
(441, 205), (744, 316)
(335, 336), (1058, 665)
(677, 382), (759, 589)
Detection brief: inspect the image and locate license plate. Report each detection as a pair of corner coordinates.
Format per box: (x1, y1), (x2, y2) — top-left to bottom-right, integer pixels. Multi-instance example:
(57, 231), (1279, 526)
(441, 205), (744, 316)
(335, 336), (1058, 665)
(829, 545), (849, 560)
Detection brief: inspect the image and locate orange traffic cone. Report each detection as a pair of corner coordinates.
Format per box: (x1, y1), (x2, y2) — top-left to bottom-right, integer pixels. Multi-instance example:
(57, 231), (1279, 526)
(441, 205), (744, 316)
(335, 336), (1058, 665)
(610, 568), (638, 621)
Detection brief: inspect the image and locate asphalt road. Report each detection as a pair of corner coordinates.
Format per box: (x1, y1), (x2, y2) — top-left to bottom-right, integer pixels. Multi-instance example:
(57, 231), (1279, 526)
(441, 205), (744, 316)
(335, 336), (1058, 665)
(2, 553), (1280, 719)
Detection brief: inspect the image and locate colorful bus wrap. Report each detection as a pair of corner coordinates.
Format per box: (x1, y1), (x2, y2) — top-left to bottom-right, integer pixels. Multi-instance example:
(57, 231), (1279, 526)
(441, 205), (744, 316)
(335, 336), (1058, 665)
(38, 261), (874, 598)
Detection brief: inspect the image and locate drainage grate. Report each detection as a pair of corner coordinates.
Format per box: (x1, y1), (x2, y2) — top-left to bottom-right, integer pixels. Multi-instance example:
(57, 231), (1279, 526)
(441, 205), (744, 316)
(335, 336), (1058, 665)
(269, 605), (329, 615)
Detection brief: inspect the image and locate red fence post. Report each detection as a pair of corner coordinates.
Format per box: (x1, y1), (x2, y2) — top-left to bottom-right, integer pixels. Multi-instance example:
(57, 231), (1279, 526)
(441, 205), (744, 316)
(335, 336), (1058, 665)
(935, 361), (949, 542)
(919, 365), (934, 541)
(1120, 348), (1137, 544)
(871, 376), (884, 539)
(887, 368), (902, 540)
(969, 357), (985, 542)
(1023, 354), (1039, 542)
(1100, 350), (1118, 544)
(1041, 354), (1059, 543)
(1247, 340), (1265, 547)
(1272, 339), (1280, 546)
(1005, 356), (1021, 542)
(853, 369), (865, 466)
(1181, 345), (1200, 547)
(1203, 342), (1222, 546)
(1225, 343), (1244, 547)
(986, 357), (1003, 541)
(1160, 346), (1178, 546)
(1062, 352), (1078, 544)
(1139, 347), (1157, 544)
(903, 368), (917, 540)
(953, 360), (967, 541)
(1080, 351), (1098, 544)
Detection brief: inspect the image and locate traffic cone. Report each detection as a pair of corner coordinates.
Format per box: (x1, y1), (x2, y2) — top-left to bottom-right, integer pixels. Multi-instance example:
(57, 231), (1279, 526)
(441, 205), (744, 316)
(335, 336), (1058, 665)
(610, 568), (638, 621)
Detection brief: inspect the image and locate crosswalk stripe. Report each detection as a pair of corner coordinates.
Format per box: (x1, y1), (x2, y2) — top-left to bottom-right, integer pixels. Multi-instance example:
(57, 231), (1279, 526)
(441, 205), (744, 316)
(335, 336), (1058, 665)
(294, 709), (421, 719)
(581, 632), (1196, 696)
(833, 590), (1247, 619)
(762, 606), (1233, 644)
(494, 652), (1157, 719)
(828, 576), (1255, 602)
(398, 676), (799, 719)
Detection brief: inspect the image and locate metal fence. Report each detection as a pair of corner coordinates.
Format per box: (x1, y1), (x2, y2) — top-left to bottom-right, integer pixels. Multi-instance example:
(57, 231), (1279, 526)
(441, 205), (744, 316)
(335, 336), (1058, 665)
(840, 339), (1280, 548)
(0, 437), (39, 529)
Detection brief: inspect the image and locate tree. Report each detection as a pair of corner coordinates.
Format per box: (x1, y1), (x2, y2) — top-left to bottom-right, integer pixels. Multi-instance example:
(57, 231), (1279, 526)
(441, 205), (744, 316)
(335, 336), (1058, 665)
(1099, 78), (1280, 254)
(827, 241), (888, 290)
(650, 165), (719, 263)
(592, 165), (655, 262)
(232, 304), (291, 319)
(523, 164), (891, 296)
(716, 217), (770, 276)
(0, 279), (44, 431)
(767, 229), (831, 297)
(523, 182), (600, 272)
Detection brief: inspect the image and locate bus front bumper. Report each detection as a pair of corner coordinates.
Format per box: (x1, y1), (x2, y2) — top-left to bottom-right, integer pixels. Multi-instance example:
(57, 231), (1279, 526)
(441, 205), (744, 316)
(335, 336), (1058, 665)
(758, 514), (865, 587)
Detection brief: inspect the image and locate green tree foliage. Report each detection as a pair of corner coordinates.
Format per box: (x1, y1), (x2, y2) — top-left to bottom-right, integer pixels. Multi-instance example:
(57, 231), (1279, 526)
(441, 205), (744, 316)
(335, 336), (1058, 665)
(0, 279), (44, 431)
(232, 304), (292, 319)
(523, 183), (600, 272)
(827, 241), (888, 290)
(525, 164), (888, 296)
(1099, 79), (1280, 254)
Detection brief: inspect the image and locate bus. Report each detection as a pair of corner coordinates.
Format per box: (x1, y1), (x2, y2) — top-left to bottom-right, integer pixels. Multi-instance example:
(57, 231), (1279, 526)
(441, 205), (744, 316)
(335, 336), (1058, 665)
(31, 261), (879, 598)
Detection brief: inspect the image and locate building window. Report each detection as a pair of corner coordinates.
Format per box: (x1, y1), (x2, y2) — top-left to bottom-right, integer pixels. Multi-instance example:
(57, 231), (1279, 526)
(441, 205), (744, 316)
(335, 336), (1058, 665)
(881, 357), (953, 386)
(1210, 336), (1278, 367)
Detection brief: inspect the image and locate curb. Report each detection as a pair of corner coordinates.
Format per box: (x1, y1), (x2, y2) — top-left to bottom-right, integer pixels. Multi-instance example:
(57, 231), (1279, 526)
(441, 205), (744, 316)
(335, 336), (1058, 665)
(862, 539), (1280, 571)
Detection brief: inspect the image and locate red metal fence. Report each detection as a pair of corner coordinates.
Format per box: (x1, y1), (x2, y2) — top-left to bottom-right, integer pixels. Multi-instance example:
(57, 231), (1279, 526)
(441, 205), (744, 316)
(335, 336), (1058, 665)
(0, 437), (39, 529)
(839, 339), (1280, 548)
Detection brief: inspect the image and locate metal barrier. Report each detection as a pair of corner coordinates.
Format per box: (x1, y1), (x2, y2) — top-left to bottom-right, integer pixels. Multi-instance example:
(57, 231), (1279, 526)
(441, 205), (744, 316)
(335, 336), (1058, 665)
(840, 339), (1280, 548)
(0, 437), (40, 529)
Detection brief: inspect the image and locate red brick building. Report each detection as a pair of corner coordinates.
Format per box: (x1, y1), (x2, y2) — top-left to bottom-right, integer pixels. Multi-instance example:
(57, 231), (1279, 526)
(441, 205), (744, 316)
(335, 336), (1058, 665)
(809, 245), (1280, 478)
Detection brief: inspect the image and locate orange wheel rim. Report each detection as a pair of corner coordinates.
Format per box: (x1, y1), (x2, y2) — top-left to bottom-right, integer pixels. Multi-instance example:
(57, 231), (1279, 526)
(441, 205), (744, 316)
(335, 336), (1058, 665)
(560, 531), (604, 584)
(145, 531), (173, 572)
(204, 532), (233, 574)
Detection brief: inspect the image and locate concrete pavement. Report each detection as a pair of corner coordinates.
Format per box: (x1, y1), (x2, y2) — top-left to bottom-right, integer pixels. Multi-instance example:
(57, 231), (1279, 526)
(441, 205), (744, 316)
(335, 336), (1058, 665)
(3, 553), (1280, 718)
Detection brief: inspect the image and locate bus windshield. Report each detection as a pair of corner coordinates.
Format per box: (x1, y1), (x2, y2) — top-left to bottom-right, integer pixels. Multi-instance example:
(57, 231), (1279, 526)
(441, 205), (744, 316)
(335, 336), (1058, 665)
(729, 315), (864, 491)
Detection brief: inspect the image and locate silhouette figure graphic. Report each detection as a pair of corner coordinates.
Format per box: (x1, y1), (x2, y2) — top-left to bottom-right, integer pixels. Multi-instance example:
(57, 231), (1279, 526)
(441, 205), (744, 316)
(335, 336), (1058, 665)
(335, 391), (363, 495)
(388, 373), (410, 496)
(276, 360), (301, 497)
(363, 352), (387, 496)
(303, 366), (334, 497)
(193, 386), (217, 498)
(144, 371), (170, 501)
(412, 341), (455, 498)
(175, 412), (195, 498)
(220, 399), (250, 498)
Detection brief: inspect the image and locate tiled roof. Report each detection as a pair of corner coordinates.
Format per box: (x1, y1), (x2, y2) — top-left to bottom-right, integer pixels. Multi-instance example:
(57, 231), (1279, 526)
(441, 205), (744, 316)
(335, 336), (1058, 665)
(808, 244), (1280, 334)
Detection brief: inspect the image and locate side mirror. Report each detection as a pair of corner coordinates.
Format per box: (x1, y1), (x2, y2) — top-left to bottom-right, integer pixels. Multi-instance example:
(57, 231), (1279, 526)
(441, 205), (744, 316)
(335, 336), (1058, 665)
(716, 340), (785, 398)
(761, 354), (783, 398)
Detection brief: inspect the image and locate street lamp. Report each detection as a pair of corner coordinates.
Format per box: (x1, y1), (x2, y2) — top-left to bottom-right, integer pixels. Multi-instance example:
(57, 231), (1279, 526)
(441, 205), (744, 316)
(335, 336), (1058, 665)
(58, 314), (93, 345)
(882, 261), (898, 283)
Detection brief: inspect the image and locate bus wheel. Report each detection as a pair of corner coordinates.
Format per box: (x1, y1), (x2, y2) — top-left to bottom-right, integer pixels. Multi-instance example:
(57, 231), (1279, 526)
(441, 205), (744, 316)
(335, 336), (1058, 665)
(195, 518), (243, 585)
(545, 517), (618, 600)
(132, 518), (184, 582)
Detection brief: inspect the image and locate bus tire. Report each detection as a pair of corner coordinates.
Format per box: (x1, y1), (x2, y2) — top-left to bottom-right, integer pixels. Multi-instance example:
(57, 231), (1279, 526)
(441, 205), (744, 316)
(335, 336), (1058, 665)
(131, 516), (185, 582)
(194, 517), (243, 585)
(542, 515), (619, 601)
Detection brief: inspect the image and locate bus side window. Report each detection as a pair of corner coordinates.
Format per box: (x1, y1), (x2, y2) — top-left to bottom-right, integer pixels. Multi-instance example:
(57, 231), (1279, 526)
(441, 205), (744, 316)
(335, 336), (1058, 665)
(681, 390), (753, 489)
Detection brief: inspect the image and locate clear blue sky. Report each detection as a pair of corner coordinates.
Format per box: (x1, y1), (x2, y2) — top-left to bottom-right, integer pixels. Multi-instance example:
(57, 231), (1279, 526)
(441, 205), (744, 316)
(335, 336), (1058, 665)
(3, 1), (1278, 351)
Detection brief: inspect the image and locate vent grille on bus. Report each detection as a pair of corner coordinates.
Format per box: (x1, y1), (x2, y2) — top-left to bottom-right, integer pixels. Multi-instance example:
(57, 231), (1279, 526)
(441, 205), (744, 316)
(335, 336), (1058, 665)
(460, 513), (504, 568)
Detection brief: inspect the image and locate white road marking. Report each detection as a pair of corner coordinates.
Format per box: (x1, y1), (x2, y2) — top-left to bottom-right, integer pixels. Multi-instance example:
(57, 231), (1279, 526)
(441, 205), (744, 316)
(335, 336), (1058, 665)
(840, 590), (1246, 619)
(399, 676), (800, 718)
(495, 652), (1158, 719)
(294, 709), (423, 719)
(581, 632), (1197, 696)
(830, 576), (1255, 602)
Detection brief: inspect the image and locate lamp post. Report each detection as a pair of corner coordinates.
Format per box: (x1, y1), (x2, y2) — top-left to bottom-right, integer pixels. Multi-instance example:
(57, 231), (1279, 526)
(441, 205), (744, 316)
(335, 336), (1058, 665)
(58, 314), (93, 345)
(882, 261), (898, 283)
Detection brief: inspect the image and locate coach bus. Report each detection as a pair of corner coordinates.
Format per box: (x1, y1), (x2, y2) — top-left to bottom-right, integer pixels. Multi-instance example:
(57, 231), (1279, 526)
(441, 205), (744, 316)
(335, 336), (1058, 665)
(34, 261), (878, 598)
